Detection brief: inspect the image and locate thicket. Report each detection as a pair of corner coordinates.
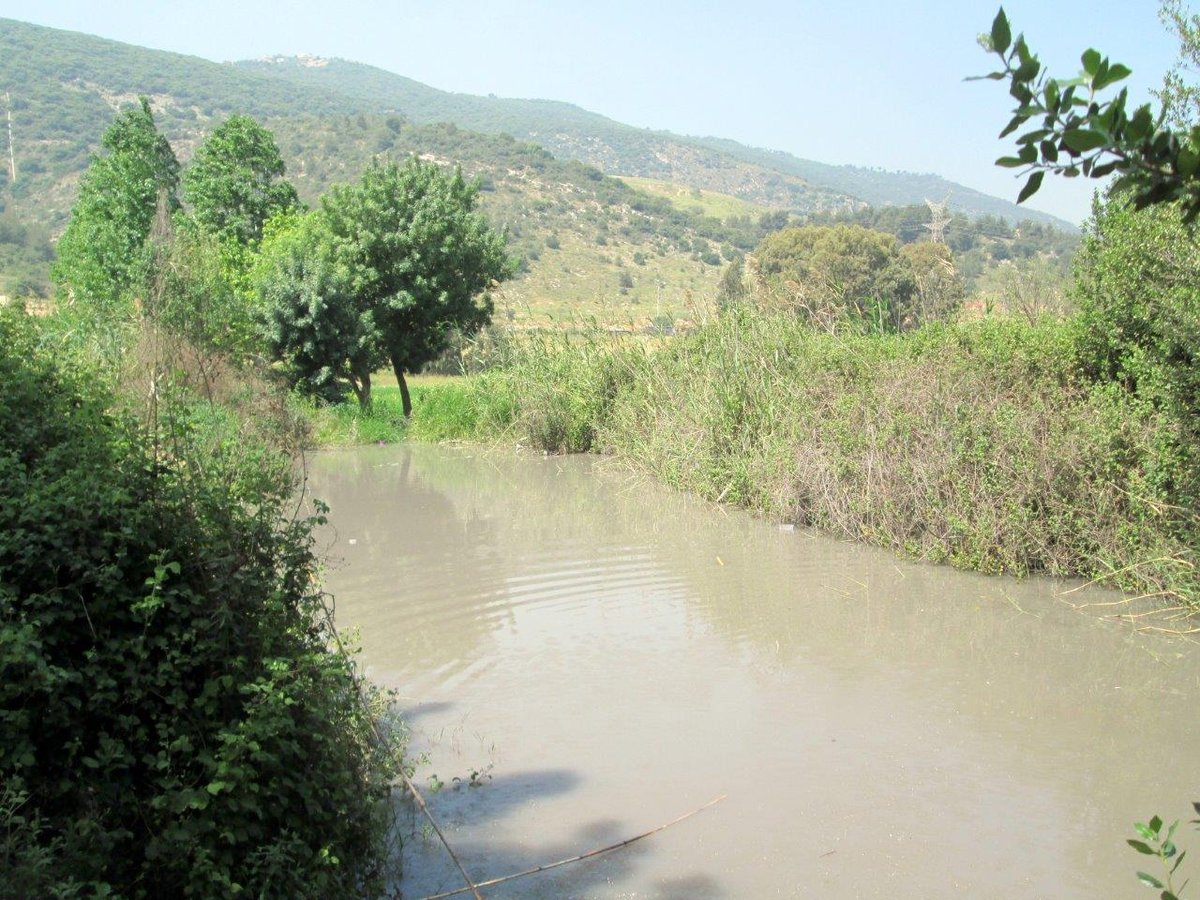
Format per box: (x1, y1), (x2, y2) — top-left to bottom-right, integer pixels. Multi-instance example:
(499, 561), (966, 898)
(1072, 196), (1200, 541)
(403, 306), (1197, 607)
(0, 311), (402, 897)
(5, 96), (408, 895)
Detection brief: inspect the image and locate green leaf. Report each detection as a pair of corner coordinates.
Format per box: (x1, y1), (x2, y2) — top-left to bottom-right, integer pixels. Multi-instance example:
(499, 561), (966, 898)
(1041, 140), (1059, 164)
(1150, 816), (1163, 835)
(991, 8), (1012, 55)
(1044, 79), (1060, 110)
(1178, 148), (1199, 178)
(1082, 49), (1102, 76)
(1016, 37), (1032, 68)
(1128, 839), (1157, 855)
(1016, 128), (1052, 145)
(999, 114), (1031, 139)
(1136, 823), (1158, 841)
(1017, 170), (1044, 203)
(1137, 872), (1164, 889)
(1095, 63), (1133, 90)
(996, 156), (1027, 168)
(1126, 105), (1154, 142)
(1062, 129), (1109, 153)
(1015, 57), (1041, 82)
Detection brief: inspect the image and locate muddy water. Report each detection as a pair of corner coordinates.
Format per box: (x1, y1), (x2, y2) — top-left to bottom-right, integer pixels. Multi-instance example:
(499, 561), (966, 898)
(307, 444), (1199, 899)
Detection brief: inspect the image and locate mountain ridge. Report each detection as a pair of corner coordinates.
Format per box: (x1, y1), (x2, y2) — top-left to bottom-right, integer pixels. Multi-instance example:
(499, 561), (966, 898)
(236, 54), (1075, 231)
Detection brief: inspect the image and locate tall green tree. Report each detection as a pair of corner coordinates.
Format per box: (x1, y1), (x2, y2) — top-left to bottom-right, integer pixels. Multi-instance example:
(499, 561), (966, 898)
(183, 115), (299, 247)
(319, 157), (511, 414)
(1071, 195), (1200, 509)
(257, 211), (383, 406)
(52, 98), (179, 316)
(755, 224), (916, 331)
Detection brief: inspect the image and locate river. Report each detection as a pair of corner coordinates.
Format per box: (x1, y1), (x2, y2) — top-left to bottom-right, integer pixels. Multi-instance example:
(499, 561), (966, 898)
(306, 443), (1199, 899)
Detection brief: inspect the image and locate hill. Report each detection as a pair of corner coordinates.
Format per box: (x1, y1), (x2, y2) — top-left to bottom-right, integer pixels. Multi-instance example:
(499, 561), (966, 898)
(235, 55), (1076, 230)
(0, 17), (1077, 322)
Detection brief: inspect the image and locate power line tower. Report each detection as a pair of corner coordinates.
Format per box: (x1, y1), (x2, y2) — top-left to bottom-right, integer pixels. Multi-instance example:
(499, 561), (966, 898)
(923, 197), (952, 244)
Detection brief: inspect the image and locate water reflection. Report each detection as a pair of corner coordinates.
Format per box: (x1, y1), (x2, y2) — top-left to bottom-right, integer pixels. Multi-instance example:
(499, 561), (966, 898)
(307, 444), (1200, 899)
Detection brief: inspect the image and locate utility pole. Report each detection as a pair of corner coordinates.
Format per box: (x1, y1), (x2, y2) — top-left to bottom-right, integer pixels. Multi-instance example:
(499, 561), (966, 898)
(923, 197), (952, 244)
(4, 93), (15, 187)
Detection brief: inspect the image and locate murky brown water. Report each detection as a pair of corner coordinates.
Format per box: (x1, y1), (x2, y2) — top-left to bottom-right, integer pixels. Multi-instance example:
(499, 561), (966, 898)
(306, 444), (1200, 900)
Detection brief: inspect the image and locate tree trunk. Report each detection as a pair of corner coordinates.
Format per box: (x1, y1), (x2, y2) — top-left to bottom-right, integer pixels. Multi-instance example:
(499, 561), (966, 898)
(392, 359), (412, 418)
(350, 369), (372, 411)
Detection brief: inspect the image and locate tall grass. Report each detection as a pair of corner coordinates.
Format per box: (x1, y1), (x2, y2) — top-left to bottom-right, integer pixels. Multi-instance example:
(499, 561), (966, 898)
(405, 313), (1197, 606)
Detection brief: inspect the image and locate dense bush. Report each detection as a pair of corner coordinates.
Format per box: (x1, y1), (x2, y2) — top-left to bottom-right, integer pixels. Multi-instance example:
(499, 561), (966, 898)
(1072, 197), (1200, 518)
(0, 311), (399, 898)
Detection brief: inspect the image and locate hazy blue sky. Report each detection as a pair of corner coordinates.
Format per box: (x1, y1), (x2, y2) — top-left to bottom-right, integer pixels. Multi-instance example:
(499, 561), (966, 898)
(0, 1), (1181, 225)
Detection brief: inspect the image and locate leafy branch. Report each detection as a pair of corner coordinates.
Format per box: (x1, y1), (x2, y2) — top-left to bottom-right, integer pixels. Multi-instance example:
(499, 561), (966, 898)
(1128, 804), (1200, 900)
(977, 7), (1200, 220)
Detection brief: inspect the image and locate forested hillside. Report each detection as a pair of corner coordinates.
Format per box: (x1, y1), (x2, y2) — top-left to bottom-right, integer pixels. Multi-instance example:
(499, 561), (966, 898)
(0, 16), (1076, 320)
(236, 55), (1076, 230)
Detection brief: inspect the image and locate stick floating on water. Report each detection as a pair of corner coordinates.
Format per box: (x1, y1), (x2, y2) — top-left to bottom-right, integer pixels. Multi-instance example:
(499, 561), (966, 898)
(417, 793), (728, 900)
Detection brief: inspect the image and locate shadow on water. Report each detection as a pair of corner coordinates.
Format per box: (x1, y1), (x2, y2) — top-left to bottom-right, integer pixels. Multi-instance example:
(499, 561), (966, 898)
(420, 768), (583, 826)
(650, 873), (726, 900)
(399, 701), (457, 725)
(399, 812), (720, 900)
(396, 767), (726, 898)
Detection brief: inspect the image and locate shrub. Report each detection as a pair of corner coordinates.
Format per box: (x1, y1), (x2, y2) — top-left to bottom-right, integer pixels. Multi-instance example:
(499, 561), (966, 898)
(1072, 197), (1200, 518)
(0, 311), (399, 898)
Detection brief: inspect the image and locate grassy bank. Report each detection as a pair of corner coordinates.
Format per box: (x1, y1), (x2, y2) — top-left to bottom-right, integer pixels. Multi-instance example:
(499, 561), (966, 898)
(377, 315), (1197, 607)
(301, 374), (518, 446)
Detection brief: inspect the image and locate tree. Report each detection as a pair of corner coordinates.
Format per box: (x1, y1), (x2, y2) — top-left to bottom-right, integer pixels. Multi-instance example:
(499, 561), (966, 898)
(755, 225), (916, 331)
(900, 241), (966, 325)
(1157, 0), (1200, 127)
(319, 157), (511, 415)
(978, 7), (1200, 219)
(53, 97), (179, 315)
(716, 254), (749, 312)
(257, 212), (383, 406)
(183, 115), (299, 247)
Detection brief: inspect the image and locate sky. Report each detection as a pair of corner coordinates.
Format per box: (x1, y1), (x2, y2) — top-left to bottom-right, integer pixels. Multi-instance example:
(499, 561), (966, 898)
(0, 0), (1182, 225)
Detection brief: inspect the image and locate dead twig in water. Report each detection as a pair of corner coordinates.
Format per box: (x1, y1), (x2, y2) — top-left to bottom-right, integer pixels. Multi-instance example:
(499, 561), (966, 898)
(400, 768), (484, 900)
(1120, 623), (1200, 637)
(1057, 557), (1194, 597)
(1110, 605), (1192, 620)
(417, 794), (728, 900)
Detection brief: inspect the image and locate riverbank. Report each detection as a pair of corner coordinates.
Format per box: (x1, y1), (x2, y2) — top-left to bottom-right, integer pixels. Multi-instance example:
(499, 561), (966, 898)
(313, 315), (1197, 608)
